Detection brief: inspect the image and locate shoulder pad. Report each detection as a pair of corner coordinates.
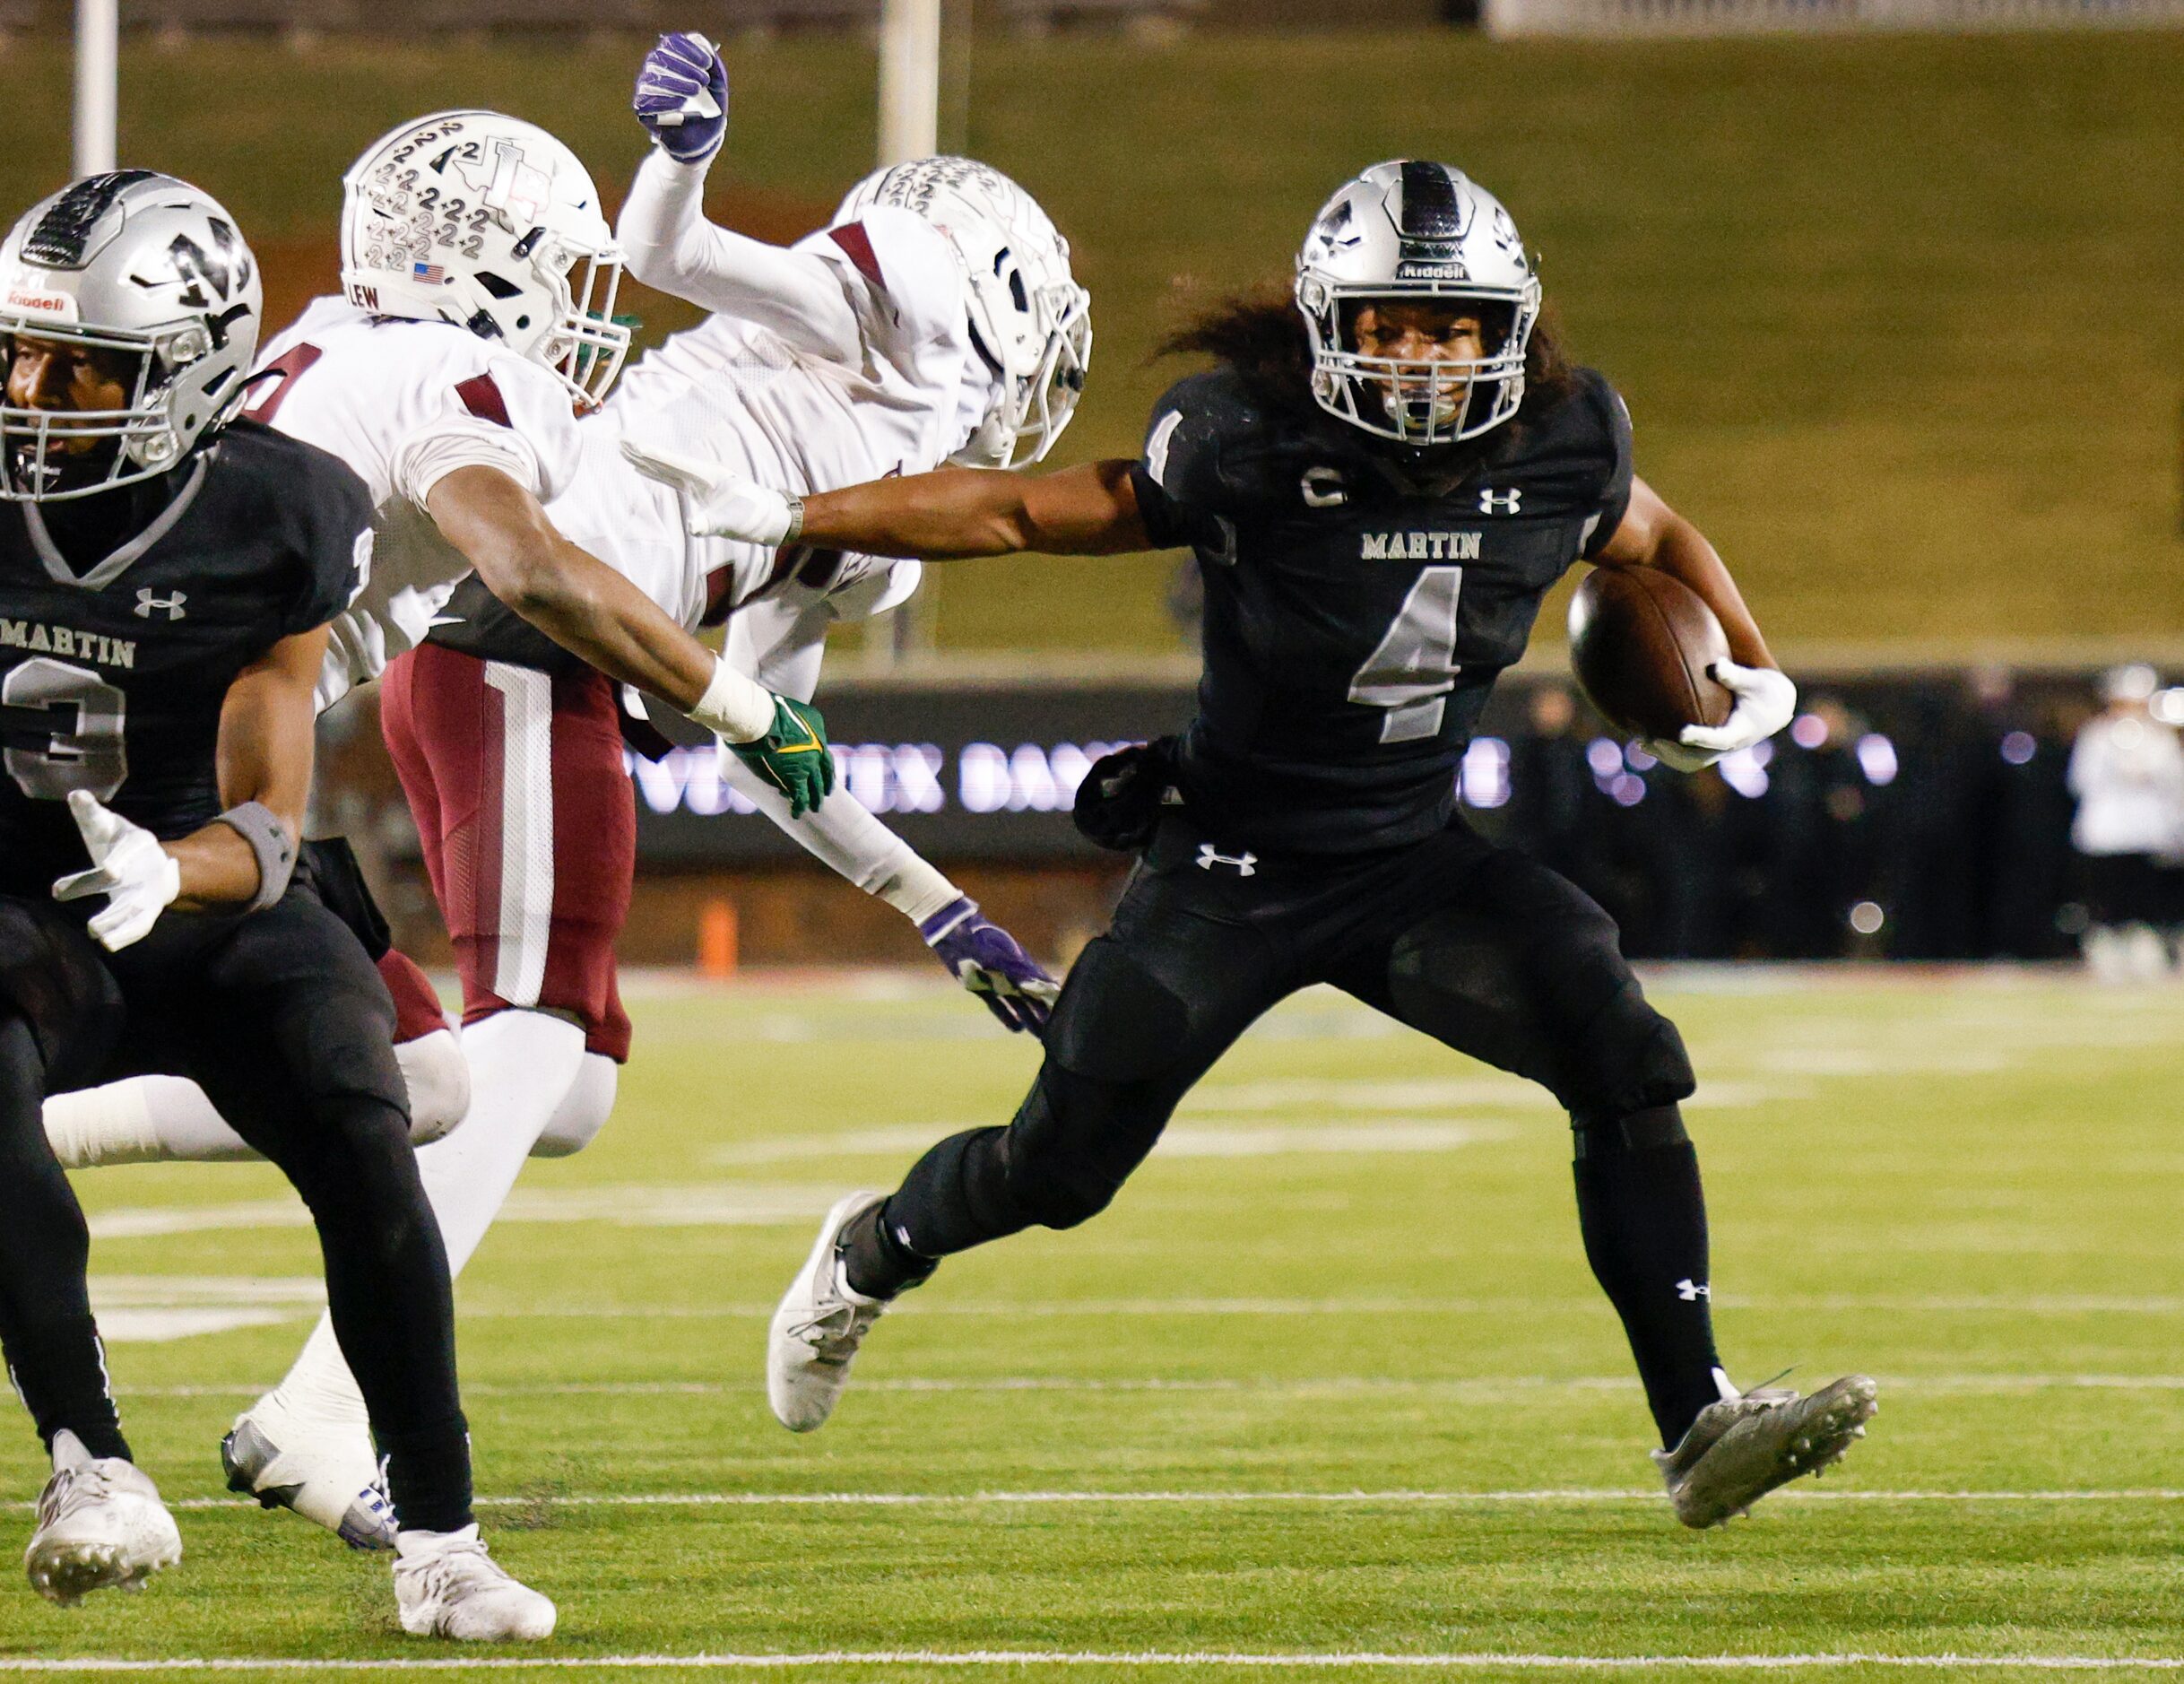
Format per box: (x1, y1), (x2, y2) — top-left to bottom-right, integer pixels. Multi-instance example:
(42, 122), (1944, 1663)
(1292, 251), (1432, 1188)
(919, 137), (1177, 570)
(1143, 367), (1315, 517)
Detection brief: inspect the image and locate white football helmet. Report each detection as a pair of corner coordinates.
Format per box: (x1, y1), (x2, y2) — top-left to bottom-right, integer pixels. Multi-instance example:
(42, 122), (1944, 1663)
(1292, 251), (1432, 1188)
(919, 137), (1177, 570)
(1296, 160), (1541, 447)
(341, 110), (628, 407)
(835, 157), (1090, 469)
(0, 170), (262, 502)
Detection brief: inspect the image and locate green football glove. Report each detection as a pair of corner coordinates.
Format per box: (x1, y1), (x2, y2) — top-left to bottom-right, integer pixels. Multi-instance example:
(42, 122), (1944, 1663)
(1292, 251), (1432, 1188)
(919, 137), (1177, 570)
(726, 696), (834, 819)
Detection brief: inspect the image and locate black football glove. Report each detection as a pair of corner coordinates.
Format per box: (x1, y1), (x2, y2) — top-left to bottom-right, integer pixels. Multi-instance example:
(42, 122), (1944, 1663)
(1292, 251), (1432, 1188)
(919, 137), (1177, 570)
(1071, 737), (1180, 853)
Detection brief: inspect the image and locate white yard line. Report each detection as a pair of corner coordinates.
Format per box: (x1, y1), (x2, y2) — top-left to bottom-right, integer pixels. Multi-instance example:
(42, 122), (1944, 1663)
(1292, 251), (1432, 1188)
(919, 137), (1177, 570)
(454, 1296), (2184, 1318)
(143, 1489), (2184, 1513)
(114, 1374), (2184, 1400)
(5, 1651), (2184, 1672)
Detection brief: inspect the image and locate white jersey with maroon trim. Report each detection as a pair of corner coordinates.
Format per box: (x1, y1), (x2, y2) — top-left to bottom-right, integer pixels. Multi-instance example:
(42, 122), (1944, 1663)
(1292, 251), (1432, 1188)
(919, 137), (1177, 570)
(245, 297), (588, 708)
(565, 204), (975, 628)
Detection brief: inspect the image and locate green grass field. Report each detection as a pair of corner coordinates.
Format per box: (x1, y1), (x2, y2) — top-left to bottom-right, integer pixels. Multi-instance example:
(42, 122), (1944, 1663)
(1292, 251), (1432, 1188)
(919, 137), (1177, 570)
(4, 30), (2181, 652)
(4, 968), (2183, 1675)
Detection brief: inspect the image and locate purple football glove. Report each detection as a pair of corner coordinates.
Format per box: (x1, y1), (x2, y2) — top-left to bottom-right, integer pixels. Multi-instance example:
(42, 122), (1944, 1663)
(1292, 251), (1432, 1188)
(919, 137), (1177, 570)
(633, 31), (728, 163)
(920, 896), (1059, 1037)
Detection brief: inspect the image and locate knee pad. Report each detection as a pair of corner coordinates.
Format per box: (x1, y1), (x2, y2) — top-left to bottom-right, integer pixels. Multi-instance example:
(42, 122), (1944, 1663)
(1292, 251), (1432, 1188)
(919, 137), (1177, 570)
(394, 1029), (471, 1147)
(531, 1053), (618, 1159)
(1001, 1069), (1156, 1231)
(1389, 871), (1694, 1120)
(1572, 1102), (1690, 1159)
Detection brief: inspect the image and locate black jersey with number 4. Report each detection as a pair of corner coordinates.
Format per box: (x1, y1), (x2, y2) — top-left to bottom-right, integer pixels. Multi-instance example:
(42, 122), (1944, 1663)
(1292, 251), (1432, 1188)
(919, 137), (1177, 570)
(1130, 363), (1634, 855)
(0, 421), (371, 898)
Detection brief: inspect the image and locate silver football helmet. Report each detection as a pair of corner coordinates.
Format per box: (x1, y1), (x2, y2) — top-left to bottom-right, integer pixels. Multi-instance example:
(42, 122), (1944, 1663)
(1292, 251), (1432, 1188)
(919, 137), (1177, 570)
(342, 110), (628, 408)
(1295, 161), (1541, 447)
(836, 157), (1091, 469)
(0, 170), (263, 502)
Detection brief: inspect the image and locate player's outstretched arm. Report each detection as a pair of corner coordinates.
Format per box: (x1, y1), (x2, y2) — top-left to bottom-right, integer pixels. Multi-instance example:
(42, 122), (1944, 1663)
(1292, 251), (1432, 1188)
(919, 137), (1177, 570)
(622, 441), (1152, 559)
(1590, 475), (1794, 768)
(621, 36), (861, 361)
(426, 464), (835, 815)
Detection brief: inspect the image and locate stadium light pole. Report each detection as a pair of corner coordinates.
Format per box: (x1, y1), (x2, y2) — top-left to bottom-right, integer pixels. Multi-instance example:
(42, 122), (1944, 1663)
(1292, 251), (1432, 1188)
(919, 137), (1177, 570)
(74, 0), (120, 178)
(873, 0), (944, 668)
(878, 0), (942, 167)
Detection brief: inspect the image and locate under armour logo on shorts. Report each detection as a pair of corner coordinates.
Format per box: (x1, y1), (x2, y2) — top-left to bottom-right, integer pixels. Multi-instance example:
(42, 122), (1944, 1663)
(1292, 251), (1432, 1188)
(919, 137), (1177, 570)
(1676, 1278), (1711, 1301)
(134, 589), (186, 620)
(1196, 844), (1257, 876)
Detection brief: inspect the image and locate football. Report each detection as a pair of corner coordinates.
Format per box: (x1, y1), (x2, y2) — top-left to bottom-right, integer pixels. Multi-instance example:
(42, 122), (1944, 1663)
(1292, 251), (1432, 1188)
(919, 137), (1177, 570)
(1566, 565), (1736, 740)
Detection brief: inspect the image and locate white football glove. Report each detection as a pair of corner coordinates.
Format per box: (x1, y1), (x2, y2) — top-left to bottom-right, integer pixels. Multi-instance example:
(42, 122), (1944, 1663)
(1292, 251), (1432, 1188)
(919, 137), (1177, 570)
(51, 790), (181, 951)
(620, 438), (801, 545)
(1642, 660), (1797, 773)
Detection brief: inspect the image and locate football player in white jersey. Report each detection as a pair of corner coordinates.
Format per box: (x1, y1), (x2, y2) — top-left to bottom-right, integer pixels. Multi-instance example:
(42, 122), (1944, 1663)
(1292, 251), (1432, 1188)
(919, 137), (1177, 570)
(548, 30), (1093, 1011)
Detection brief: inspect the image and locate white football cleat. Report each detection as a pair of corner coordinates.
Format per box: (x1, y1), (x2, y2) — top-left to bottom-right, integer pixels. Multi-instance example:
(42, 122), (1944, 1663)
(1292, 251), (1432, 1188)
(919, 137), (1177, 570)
(393, 1524), (556, 1641)
(221, 1392), (394, 1550)
(1654, 1372), (1879, 1529)
(768, 1192), (890, 1432)
(24, 1430), (182, 1605)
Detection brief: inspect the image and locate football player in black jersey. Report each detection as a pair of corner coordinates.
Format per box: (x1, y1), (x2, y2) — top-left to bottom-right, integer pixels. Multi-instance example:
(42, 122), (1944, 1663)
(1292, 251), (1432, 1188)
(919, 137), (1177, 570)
(0, 172), (551, 1636)
(629, 160), (1876, 1527)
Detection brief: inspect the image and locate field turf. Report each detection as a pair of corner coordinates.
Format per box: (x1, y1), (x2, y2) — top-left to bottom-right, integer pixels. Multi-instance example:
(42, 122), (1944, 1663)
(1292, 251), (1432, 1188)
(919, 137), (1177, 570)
(3, 967), (2182, 1675)
(3, 30), (2181, 652)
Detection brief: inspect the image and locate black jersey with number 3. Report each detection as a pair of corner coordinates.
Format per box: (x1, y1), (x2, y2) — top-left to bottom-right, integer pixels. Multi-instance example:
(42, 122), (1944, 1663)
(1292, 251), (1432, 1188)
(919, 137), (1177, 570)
(0, 421), (371, 898)
(1130, 363), (1633, 855)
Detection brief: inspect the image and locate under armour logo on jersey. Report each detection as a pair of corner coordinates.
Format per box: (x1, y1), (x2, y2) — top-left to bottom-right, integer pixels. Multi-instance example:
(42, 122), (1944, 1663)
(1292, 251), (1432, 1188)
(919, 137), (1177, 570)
(1478, 488), (1521, 515)
(134, 589), (186, 621)
(1196, 844), (1257, 876)
(1676, 1278), (1711, 1301)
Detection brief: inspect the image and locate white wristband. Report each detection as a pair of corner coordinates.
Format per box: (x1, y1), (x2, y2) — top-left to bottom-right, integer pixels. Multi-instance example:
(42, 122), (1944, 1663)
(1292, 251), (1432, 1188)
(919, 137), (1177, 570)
(872, 854), (962, 926)
(686, 655), (777, 744)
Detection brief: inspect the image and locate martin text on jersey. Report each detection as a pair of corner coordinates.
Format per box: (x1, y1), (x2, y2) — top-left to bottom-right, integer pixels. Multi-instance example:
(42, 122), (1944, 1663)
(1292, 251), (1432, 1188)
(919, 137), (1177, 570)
(0, 618), (138, 669)
(1359, 530), (1483, 562)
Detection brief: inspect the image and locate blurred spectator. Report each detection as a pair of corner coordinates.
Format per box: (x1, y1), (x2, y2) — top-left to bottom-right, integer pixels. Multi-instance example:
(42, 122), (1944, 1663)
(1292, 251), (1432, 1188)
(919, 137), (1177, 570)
(1979, 671), (2079, 960)
(2066, 664), (2184, 981)
(1757, 697), (1877, 957)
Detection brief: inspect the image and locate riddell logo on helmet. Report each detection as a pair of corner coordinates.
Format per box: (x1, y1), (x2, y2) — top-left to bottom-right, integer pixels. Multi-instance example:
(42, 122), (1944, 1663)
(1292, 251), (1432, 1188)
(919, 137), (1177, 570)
(4, 288), (72, 317)
(1393, 260), (1469, 282)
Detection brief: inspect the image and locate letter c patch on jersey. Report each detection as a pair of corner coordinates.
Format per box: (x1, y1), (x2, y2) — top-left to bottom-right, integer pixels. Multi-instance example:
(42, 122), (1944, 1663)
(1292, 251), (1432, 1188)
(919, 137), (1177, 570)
(1301, 466), (1348, 508)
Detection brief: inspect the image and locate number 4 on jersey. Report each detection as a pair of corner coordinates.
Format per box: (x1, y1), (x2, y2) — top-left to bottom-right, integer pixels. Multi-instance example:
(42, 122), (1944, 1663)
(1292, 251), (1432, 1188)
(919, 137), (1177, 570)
(1348, 566), (1463, 744)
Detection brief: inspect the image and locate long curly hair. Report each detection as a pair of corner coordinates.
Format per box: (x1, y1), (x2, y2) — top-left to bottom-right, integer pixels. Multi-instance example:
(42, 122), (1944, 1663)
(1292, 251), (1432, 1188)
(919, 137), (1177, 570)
(1157, 284), (1578, 447)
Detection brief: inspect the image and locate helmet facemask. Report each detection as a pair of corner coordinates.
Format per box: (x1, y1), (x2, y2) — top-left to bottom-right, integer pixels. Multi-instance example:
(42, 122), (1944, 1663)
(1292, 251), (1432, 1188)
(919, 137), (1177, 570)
(524, 224), (629, 409)
(958, 281), (1091, 470)
(1298, 278), (1538, 448)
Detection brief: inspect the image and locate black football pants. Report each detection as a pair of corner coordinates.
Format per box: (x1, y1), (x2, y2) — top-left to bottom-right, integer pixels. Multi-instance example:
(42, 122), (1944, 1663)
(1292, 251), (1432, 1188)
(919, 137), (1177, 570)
(0, 887), (472, 1532)
(869, 812), (1725, 1446)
